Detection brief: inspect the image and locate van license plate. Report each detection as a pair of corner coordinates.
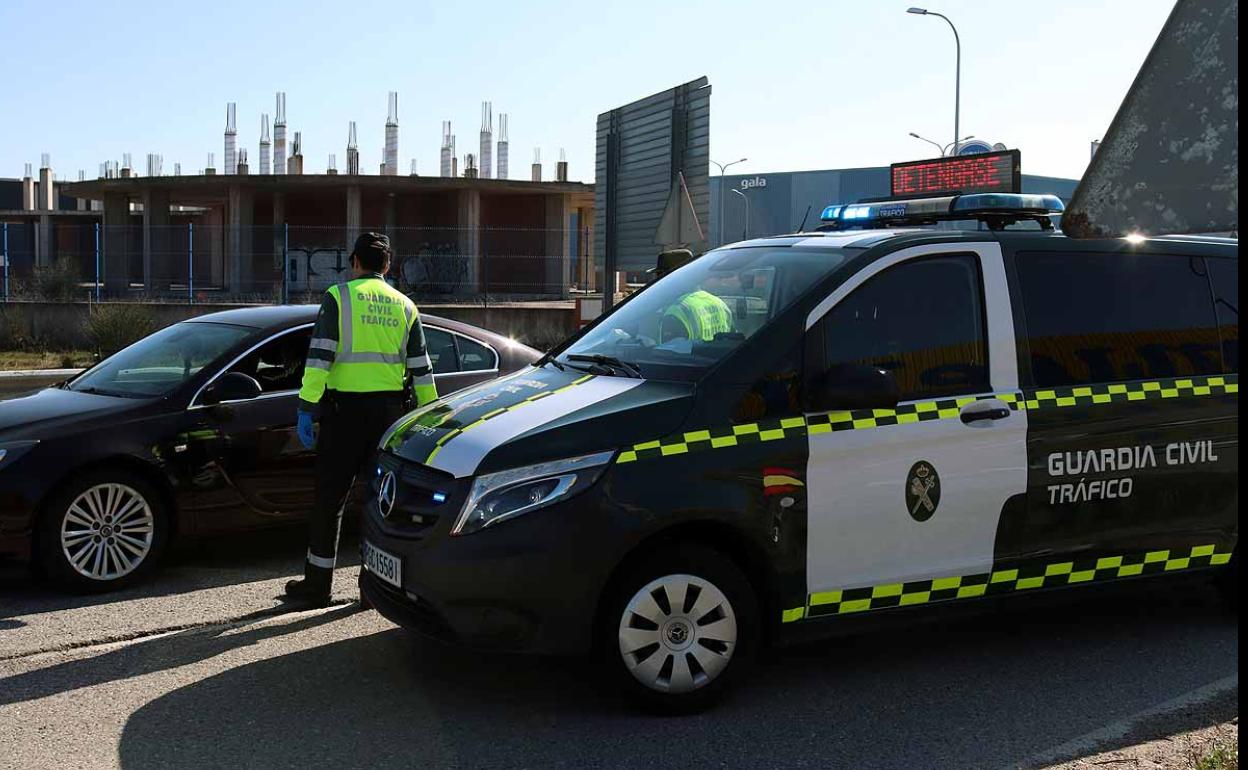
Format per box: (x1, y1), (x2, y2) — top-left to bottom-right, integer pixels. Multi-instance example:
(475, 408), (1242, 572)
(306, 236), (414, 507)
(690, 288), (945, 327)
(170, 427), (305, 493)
(363, 540), (402, 589)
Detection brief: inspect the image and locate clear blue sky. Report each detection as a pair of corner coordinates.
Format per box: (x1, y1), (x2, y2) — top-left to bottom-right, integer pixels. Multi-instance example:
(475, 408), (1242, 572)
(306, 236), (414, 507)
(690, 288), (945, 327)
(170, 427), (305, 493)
(0, 0), (1174, 183)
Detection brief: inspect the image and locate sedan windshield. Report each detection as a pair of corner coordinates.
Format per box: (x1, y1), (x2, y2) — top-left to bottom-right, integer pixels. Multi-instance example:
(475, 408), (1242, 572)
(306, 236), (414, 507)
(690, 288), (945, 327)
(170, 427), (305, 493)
(559, 246), (849, 381)
(69, 321), (254, 398)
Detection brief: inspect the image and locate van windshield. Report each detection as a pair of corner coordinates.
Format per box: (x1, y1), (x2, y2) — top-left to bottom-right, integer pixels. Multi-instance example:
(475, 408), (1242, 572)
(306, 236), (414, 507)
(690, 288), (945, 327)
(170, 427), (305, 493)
(560, 246), (848, 381)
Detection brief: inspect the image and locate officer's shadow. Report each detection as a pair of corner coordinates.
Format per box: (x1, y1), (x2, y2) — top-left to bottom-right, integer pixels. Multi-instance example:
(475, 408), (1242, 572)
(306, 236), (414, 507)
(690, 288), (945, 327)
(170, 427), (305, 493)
(0, 602), (362, 708)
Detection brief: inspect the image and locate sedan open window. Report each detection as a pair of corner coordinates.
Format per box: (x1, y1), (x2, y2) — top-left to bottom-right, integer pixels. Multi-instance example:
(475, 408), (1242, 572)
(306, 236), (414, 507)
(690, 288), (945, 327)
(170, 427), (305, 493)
(223, 327), (313, 395)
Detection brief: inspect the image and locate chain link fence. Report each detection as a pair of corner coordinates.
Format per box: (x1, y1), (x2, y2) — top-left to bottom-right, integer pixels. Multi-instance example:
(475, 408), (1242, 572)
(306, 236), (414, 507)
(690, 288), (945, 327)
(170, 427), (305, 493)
(0, 222), (595, 305)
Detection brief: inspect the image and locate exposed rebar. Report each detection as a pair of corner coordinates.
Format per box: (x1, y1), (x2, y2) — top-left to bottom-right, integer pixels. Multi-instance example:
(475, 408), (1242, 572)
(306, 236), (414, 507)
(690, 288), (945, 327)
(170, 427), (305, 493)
(273, 92), (288, 174)
(479, 101), (493, 179)
(224, 102), (238, 174)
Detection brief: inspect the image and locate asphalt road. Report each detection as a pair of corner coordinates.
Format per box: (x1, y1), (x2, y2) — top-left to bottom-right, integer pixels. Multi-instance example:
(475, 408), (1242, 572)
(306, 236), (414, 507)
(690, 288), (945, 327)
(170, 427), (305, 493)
(0, 530), (1238, 770)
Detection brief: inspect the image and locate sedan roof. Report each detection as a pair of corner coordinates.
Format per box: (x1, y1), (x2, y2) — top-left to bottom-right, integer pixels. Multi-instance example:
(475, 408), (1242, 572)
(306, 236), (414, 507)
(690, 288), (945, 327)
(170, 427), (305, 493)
(183, 304), (539, 357)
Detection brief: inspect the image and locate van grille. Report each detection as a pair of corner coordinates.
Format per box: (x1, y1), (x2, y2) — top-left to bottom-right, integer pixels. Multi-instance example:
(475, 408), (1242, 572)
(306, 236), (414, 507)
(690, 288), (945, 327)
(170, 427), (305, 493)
(371, 452), (464, 537)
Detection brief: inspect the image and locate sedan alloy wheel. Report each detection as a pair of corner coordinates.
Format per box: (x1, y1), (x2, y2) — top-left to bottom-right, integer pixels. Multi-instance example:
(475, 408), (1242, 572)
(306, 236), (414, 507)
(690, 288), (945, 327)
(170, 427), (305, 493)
(60, 482), (156, 582)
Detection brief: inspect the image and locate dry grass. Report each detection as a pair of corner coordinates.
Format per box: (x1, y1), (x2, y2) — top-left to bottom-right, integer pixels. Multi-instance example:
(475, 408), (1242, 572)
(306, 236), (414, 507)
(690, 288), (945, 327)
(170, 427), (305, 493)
(1189, 727), (1239, 770)
(0, 350), (95, 371)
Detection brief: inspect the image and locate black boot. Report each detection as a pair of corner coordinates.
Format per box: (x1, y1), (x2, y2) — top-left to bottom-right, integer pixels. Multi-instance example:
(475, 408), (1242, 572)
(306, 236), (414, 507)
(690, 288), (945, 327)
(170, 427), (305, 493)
(284, 565), (332, 607)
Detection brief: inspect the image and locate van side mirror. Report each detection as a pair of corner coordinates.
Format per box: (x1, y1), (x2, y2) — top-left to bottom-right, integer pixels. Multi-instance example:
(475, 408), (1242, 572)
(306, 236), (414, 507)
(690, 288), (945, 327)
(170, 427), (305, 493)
(808, 363), (900, 412)
(203, 372), (263, 405)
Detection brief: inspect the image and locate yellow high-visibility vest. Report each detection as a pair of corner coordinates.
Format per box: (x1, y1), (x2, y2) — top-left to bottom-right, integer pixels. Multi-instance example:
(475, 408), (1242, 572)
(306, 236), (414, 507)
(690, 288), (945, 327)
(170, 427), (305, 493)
(299, 276), (437, 407)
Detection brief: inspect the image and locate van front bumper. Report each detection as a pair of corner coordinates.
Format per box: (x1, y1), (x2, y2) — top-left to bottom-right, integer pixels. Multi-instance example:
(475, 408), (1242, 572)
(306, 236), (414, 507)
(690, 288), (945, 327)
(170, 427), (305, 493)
(359, 489), (618, 655)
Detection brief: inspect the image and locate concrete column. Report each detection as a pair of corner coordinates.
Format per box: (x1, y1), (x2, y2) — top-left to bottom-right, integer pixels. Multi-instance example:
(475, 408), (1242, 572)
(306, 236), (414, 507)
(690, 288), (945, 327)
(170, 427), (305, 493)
(21, 177), (35, 210)
(544, 195), (572, 298)
(37, 168), (54, 210)
(384, 194), (397, 234)
(207, 205), (225, 288)
(102, 193), (130, 293)
(36, 215), (53, 268)
(384, 194), (398, 268)
(456, 190), (481, 293)
(272, 192), (286, 275)
(142, 188), (171, 290)
(346, 185), (363, 252)
(227, 185), (255, 293)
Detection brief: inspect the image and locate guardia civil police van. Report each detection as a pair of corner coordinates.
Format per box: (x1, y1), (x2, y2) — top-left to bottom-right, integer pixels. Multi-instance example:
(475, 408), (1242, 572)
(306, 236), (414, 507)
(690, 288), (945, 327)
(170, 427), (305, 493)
(360, 193), (1238, 711)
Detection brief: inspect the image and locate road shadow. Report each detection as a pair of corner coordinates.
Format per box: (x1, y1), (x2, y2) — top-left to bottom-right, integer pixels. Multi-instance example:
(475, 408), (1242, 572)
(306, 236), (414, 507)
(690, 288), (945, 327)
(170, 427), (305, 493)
(0, 603), (361, 707)
(0, 527), (361, 621)
(115, 583), (1237, 770)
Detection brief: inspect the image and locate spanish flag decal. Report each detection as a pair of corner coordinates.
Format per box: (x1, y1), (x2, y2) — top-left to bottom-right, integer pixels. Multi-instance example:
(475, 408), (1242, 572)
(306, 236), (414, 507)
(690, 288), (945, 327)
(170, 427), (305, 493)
(763, 467), (804, 496)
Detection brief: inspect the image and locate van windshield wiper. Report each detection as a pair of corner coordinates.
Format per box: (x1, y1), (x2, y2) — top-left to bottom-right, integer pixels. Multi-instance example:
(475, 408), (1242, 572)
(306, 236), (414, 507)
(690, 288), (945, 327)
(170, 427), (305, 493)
(534, 351), (565, 371)
(565, 354), (643, 378)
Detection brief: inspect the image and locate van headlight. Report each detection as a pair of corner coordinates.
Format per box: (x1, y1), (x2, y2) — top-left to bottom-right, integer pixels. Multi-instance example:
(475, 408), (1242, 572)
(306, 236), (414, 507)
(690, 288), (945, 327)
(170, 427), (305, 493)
(452, 450), (615, 535)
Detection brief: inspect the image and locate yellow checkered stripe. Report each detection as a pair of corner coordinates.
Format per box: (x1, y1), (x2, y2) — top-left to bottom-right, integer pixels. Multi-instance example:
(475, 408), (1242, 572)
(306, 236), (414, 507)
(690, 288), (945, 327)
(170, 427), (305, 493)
(616, 393), (1022, 464)
(424, 374), (595, 465)
(1021, 374), (1237, 411)
(615, 374), (1235, 466)
(780, 544), (1234, 623)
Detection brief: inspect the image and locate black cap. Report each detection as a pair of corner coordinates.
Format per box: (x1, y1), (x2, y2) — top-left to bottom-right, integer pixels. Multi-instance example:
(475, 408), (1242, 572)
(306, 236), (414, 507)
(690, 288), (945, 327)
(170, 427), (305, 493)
(352, 232), (392, 271)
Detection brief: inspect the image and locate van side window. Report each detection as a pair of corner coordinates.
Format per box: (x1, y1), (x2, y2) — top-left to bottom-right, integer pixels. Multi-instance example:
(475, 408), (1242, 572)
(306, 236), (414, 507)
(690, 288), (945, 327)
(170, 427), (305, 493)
(817, 255), (989, 402)
(1208, 258), (1238, 372)
(1017, 252), (1222, 387)
(733, 343), (802, 423)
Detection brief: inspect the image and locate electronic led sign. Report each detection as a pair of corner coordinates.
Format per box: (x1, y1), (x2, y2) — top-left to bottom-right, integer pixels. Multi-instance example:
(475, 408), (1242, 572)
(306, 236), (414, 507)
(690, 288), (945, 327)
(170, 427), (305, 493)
(891, 149), (1021, 198)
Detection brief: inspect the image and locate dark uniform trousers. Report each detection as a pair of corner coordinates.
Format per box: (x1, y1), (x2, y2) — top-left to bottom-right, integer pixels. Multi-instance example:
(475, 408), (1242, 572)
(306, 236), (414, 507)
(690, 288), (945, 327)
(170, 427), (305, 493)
(305, 389), (406, 588)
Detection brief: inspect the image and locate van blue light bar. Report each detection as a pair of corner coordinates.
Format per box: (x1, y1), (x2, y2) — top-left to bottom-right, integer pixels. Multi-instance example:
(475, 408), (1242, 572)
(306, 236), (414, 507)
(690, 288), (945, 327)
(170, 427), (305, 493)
(818, 192), (1065, 230)
(819, 204), (843, 221)
(952, 193), (1065, 213)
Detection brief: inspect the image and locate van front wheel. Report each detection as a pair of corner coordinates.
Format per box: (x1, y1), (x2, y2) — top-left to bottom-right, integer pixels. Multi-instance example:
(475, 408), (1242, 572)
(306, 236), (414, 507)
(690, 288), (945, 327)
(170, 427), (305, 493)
(600, 545), (758, 713)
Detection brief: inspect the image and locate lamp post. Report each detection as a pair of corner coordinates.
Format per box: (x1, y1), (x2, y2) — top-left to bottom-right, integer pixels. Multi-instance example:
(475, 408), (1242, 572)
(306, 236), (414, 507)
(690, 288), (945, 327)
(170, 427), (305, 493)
(908, 7), (961, 156)
(711, 157), (747, 246)
(731, 188), (750, 241)
(909, 132), (975, 157)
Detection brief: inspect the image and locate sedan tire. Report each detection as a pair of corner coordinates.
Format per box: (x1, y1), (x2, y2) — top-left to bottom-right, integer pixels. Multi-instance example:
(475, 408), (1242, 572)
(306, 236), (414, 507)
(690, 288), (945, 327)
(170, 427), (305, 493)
(38, 469), (169, 592)
(599, 544), (758, 714)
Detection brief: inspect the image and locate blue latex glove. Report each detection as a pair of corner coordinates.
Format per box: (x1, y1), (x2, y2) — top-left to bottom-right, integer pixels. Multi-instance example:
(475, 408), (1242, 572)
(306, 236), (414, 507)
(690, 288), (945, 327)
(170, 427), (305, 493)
(296, 410), (317, 449)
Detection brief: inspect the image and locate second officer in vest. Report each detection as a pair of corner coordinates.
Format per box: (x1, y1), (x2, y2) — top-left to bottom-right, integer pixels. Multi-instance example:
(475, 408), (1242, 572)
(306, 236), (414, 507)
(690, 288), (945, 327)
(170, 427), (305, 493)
(286, 232), (438, 605)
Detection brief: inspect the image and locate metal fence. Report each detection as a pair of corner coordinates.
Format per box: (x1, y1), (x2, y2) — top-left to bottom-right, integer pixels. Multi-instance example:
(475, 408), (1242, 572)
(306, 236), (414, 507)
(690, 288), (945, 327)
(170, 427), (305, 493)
(0, 222), (595, 304)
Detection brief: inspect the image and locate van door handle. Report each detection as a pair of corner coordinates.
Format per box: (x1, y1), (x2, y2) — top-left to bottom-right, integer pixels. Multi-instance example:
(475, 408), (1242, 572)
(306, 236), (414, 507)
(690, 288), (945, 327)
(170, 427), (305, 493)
(960, 399), (1012, 424)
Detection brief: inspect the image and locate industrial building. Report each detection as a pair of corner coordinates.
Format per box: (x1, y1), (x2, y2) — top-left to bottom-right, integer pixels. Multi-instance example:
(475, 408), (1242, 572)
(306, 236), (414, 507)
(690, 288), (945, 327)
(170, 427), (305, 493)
(0, 81), (1082, 303)
(0, 93), (593, 300)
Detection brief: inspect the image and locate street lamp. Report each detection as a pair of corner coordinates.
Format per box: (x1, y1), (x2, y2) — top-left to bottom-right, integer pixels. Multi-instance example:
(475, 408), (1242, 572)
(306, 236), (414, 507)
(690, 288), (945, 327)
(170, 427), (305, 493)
(731, 188), (750, 241)
(712, 157), (747, 246)
(907, 7), (961, 157)
(909, 132), (975, 157)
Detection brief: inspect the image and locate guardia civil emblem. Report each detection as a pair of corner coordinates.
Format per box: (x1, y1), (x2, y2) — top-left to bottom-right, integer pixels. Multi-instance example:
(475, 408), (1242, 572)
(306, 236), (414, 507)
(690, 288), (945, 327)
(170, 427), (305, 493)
(905, 461), (940, 522)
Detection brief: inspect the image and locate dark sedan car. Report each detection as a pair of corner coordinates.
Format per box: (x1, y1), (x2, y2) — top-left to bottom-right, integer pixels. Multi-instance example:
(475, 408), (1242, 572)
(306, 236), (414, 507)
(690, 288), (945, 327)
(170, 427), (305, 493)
(0, 305), (541, 590)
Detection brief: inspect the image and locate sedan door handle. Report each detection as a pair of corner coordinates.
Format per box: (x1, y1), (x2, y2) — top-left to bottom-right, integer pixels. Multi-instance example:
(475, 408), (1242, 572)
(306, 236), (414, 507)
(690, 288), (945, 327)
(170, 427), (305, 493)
(960, 399), (1012, 425)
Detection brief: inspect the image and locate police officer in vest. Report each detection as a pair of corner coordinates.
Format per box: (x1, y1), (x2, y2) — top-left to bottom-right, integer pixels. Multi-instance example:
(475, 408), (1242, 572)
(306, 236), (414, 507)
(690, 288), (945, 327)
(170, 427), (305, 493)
(285, 232), (438, 605)
(652, 248), (734, 345)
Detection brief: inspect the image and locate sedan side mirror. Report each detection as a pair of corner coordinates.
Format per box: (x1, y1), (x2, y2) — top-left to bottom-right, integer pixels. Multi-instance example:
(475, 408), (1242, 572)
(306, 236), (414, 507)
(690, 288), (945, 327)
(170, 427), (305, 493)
(808, 363), (900, 412)
(203, 372), (263, 405)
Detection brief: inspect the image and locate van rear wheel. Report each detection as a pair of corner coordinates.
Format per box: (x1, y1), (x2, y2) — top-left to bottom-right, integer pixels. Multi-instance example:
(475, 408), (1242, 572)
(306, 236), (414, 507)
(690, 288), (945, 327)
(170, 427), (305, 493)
(599, 544), (758, 713)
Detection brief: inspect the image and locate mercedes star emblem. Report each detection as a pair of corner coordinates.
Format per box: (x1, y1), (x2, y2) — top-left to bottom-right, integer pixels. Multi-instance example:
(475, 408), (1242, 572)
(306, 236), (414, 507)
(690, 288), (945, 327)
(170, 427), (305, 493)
(378, 471), (397, 517)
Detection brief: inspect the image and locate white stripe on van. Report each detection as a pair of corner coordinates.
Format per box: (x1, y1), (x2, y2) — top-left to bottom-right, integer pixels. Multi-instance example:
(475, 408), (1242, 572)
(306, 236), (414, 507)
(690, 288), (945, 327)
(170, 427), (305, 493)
(428, 376), (643, 478)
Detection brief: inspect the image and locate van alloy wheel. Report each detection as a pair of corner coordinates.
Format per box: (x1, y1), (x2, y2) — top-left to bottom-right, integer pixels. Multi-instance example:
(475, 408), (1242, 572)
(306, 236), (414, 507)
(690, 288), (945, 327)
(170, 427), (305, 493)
(617, 574), (738, 694)
(60, 483), (155, 582)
